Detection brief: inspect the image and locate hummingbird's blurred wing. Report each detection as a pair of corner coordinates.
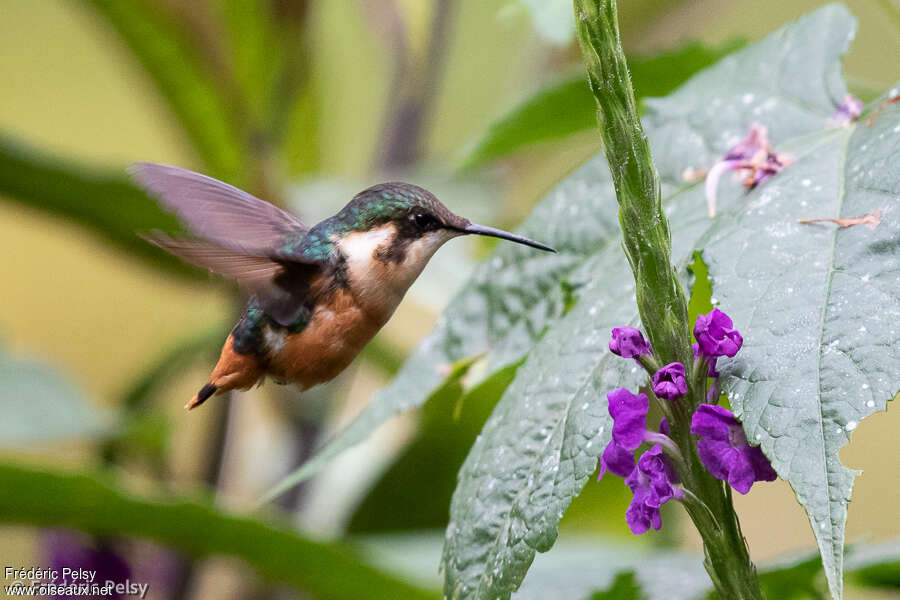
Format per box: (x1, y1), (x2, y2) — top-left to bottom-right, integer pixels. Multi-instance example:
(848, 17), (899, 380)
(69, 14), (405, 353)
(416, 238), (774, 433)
(130, 163), (307, 249)
(143, 232), (321, 326)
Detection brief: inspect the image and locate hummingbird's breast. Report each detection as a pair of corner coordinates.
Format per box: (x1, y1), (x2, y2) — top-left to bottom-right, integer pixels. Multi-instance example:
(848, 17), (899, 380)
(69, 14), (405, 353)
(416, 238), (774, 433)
(263, 285), (387, 389)
(259, 223), (456, 389)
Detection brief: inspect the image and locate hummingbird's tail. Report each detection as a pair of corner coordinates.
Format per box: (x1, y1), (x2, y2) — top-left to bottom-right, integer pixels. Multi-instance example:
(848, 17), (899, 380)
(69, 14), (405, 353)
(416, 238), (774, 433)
(186, 383), (218, 410)
(186, 334), (263, 411)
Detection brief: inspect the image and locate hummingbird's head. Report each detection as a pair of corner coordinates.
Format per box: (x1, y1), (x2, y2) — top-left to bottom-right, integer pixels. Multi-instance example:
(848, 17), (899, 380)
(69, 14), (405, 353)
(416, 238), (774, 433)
(338, 181), (554, 252)
(333, 182), (554, 306)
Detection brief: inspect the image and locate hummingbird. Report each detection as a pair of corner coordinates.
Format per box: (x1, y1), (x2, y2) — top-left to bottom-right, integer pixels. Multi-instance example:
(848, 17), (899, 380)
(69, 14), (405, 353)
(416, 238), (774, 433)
(132, 163), (555, 410)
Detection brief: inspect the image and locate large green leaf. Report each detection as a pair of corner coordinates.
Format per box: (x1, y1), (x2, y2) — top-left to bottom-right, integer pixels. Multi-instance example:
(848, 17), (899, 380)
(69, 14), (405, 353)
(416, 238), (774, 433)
(267, 3), (856, 502)
(0, 345), (110, 445)
(81, 0), (244, 181)
(0, 462), (436, 600)
(460, 41), (744, 170)
(0, 135), (199, 278)
(701, 91), (900, 599)
(347, 364), (520, 533)
(441, 5), (894, 600)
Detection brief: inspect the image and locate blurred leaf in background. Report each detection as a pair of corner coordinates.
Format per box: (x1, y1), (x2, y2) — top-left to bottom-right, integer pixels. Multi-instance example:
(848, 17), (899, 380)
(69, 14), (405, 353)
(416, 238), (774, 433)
(84, 0), (246, 181)
(0, 462), (438, 600)
(0, 136), (196, 278)
(0, 341), (112, 445)
(459, 39), (744, 169)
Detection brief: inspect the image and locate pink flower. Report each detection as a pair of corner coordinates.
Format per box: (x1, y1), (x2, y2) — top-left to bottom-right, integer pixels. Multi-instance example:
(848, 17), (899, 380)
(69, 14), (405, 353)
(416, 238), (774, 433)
(703, 123), (792, 218)
(826, 94), (864, 127)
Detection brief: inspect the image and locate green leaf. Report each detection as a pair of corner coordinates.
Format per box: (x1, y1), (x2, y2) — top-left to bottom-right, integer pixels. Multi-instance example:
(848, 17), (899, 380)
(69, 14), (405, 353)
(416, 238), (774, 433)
(0, 135), (199, 278)
(266, 3), (859, 502)
(757, 555), (823, 600)
(441, 6), (878, 599)
(460, 77), (595, 169)
(585, 572), (644, 600)
(214, 0), (284, 126)
(348, 363), (519, 533)
(261, 355), (481, 503)
(0, 345), (110, 444)
(0, 461), (437, 600)
(82, 0), (244, 180)
(461, 41), (744, 169)
(704, 89), (900, 600)
(847, 539), (900, 590)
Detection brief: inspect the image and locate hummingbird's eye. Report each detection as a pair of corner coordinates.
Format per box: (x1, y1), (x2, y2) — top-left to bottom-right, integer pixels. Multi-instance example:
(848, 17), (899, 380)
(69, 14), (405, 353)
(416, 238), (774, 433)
(410, 212), (438, 231)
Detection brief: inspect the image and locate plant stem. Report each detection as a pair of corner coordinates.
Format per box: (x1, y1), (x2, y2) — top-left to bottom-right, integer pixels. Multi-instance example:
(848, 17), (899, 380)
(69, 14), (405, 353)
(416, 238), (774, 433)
(574, 1), (763, 598)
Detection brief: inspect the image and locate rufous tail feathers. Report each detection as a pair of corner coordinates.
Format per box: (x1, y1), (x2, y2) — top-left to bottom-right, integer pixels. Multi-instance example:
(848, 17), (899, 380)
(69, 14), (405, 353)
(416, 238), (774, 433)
(187, 335), (262, 411)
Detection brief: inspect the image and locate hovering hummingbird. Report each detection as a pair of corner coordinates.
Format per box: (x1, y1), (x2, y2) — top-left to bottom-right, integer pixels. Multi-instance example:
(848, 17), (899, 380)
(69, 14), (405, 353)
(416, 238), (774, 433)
(132, 163), (555, 410)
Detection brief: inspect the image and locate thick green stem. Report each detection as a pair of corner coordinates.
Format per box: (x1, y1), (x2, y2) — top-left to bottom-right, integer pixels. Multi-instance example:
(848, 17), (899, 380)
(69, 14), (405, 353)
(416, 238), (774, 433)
(573, 0), (691, 370)
(574, 1), (763, 598)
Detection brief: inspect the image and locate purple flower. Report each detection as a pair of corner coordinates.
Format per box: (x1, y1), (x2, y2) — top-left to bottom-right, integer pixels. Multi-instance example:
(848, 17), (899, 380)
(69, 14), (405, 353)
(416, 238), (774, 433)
(691, 404), (777, 494)
(636, 444), (681, 499)
(624, 445), (682, 534)
(652, 362), (687, 400)
(827, 94), (864, 128)
(625, 490), (662, 535)
(702, 123), (792, 217)
(609, 327), (651, 358)
(44, 530), (130, 598)
(600, 439), (636, 478)
(694, 309), (743, 358)
(598, 388), (649, 478)
(608, 388), (649, 450)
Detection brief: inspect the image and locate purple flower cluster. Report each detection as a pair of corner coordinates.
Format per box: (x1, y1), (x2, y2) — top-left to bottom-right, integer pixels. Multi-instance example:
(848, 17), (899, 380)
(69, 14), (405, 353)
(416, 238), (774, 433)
(598, 311), (777, 535)
(690, 309), (776, 493)
(599, 387), (681, 534)
(702, 123), (792, 218)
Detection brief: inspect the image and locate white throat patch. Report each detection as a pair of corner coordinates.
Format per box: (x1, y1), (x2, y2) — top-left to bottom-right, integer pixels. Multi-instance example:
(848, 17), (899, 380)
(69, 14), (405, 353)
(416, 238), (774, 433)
(337, 224), (458, 315)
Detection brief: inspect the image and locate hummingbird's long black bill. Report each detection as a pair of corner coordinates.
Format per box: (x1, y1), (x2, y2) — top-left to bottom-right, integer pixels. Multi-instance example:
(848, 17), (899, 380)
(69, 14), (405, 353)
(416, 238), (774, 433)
(463, 223), (556, 252)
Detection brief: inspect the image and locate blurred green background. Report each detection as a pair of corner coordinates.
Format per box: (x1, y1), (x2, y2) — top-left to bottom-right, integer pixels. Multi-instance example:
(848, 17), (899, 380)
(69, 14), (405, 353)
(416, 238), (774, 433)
(0, 1), (897, 598)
